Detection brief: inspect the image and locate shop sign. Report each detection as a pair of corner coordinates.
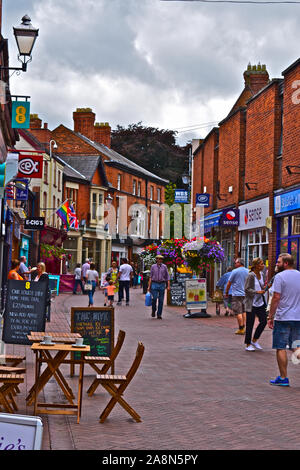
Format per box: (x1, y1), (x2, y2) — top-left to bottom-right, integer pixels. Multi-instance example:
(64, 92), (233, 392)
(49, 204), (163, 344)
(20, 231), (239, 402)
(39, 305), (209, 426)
(274, 188), (300, 215)
(17, 154), (43, 179)
(15, 179), (29, 201)
(11, 101), (31, 129)
(238, 198), (269, 231)
(220, 208), (239, 227)
(196, 193), (210, 207)
(174, 189), (189, 203)
(204, 211), (222, 231)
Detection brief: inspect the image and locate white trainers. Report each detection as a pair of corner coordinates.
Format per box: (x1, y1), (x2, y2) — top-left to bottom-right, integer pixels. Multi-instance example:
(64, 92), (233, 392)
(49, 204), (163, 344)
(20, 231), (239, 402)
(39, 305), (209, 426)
(251, 341), (263, 350)
(245, 345), (256, 351)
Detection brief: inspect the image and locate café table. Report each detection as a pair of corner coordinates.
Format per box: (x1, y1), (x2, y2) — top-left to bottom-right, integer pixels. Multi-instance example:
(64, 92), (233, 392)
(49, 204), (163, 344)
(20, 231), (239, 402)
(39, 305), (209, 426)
(28, 341), (90, 424)
(27, 331), (81, 343)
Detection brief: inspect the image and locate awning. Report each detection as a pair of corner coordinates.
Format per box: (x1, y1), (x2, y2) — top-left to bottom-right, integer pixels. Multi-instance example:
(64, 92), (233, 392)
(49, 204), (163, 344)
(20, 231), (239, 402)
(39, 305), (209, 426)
(204, 211), (222, 231)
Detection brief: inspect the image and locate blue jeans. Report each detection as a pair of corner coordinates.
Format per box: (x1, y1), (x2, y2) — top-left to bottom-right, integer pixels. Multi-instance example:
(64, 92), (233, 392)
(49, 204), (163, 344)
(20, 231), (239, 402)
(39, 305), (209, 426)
(118, 280), (130, 303)
(73, 279), (84, 294)
(88, 280), (96, 305)
(273, 321), (300, 349)
(151, 282), (166, 317)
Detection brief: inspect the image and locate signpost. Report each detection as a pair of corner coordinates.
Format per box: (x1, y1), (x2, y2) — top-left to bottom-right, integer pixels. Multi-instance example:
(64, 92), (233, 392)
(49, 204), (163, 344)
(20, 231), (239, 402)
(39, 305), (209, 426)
(2, 280), (47, 345)
(0, 414), (43, 450)
(183, 278), (211, 318)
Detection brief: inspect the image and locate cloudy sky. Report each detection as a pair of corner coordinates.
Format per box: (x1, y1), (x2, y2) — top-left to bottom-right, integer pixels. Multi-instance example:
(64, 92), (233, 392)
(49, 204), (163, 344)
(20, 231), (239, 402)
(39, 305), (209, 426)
(2, 0), (300, 146)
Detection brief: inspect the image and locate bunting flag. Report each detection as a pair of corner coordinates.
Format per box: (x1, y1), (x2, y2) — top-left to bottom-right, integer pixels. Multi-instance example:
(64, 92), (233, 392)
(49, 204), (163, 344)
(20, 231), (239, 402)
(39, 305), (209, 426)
(69, 203), (79, 231)
(56, 200), (70, 230)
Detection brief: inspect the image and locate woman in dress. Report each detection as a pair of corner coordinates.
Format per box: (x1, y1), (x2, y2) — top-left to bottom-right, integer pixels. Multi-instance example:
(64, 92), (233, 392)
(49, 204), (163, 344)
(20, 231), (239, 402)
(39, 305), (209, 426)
(244, 257), (267, 351)
(86, 262), (99, 307)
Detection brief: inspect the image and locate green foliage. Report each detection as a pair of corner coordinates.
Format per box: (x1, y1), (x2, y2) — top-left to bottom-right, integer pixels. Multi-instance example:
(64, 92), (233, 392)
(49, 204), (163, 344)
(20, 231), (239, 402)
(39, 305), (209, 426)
(40, 243), (66, 261)
(111, 122), (189, 185)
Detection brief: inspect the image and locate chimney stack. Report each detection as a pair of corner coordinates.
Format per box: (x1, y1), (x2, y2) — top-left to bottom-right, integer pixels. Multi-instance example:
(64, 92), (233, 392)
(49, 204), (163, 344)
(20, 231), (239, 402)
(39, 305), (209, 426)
(30, 114), (42, 129)
(73, 108), (95, 141)
(94, 122), (111, 148)
(244, 63), (269, 95)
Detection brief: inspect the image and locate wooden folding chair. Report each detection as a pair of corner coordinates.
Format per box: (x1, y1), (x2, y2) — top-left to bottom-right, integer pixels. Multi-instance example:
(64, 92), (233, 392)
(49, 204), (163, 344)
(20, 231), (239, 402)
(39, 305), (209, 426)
(85, 329), (126, 397)
(0, 374), (24, 413)
(97, 342), (145, 423)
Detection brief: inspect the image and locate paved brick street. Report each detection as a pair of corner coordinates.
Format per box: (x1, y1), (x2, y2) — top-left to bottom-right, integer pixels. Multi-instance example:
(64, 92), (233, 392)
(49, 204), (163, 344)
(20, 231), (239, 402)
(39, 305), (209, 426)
(3, 286), (300, 450)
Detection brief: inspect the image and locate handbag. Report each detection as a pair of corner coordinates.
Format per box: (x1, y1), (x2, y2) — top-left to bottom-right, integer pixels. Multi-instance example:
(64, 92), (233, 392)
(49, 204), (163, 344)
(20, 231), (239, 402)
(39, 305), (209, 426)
(84, 283), (93, 291)
(212, 288), (223, 303)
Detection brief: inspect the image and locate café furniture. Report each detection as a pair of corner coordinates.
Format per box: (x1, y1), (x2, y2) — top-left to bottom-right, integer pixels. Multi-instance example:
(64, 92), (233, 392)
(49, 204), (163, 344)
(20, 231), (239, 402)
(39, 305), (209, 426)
(86, 329), (126, 397)
(97, 342), (144, 423)
(27, 331), (81, 343)
(0, 373), (24, 413)
(29, 342), (90, 424)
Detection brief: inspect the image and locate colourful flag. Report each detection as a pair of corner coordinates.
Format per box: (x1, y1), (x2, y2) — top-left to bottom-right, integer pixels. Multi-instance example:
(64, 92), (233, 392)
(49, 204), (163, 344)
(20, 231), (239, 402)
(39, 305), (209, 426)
(56, 200), (70, 230)
(69, 203), (79, 231)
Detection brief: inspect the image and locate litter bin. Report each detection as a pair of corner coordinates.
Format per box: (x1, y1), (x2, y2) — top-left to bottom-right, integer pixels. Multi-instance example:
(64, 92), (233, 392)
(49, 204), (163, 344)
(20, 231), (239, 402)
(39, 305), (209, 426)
(142, 270), (150, 294)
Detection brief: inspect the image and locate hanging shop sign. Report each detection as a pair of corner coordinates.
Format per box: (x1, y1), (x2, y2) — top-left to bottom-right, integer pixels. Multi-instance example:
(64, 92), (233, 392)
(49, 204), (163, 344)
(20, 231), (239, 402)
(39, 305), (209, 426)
(15, 178), (29, 201)
(196, 193), (210, 207)
(220, 208), (239, 227)
(174, 189), (189, 203)
(274, 188), (300, 215)
(204, 211), (222, 231)
(17, 154), (43, 179)
(11, 101), (31, 129)
(238, 198), (269, 231)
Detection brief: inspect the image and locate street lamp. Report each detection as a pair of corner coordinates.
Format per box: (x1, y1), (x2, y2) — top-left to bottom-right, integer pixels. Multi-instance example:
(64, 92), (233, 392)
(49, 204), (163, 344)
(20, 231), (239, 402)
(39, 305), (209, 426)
(1, 15), (39, 73)
(49, 140), (58, 158)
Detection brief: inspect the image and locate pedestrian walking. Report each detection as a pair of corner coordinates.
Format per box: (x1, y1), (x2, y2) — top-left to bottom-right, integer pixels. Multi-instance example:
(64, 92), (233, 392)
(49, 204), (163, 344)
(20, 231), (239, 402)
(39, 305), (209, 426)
(86, 262), (99, 307)
(268, 253), (300, 386)
(107, 260), (119, 294)
(225, 258), (249, 335)
(106, 279), (116, 307)
(244, 257), (267, 351)
(82, 258), (90, 282)
(117, 258), (133, 306)
(73, 263), (84, 295)
(148, 254), (170, 319)
(216, 267), (233, 316)
(132, 262), (139, 288)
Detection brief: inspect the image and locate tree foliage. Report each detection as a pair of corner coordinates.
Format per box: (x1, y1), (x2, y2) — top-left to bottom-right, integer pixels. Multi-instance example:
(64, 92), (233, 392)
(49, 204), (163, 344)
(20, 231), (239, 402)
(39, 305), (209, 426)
(111, 122), (189, 185)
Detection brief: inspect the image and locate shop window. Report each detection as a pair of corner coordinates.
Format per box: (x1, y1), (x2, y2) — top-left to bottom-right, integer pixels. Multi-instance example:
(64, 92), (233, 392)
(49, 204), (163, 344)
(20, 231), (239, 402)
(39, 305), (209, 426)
(292, 215), (300, 235)
(280, 217), (289, 237)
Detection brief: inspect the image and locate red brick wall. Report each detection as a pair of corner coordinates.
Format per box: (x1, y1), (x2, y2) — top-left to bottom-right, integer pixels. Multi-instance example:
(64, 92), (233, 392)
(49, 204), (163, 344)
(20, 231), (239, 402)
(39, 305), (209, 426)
(217, 109), (245, 209)
(245, 81), (281, 199)
(282, 63), (300, 188)
(52, 125), (97, 155)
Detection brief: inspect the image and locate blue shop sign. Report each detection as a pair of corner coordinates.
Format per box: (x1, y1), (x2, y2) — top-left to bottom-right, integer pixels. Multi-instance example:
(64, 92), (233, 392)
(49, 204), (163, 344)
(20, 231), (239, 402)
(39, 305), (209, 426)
(204, 211), (222, 231)
(174, 189), (189, 203)
(196, 193), (210, 207)
(274, 188), (300, 215)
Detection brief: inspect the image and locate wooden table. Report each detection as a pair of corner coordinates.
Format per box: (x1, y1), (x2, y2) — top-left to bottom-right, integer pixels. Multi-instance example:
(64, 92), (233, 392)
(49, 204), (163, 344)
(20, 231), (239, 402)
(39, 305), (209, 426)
(28, 331), (81, 343)
(29, 343), (90, 424)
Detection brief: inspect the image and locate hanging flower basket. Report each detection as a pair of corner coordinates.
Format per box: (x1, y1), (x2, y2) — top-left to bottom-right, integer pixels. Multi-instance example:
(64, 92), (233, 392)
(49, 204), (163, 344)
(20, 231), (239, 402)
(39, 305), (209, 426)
(182, 237), (225, 276)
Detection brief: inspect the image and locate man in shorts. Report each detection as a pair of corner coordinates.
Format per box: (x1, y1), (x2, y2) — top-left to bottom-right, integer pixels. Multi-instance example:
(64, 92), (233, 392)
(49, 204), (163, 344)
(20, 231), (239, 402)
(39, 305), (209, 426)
(268, 253), (300, 386)
(225, 258), (249, 335)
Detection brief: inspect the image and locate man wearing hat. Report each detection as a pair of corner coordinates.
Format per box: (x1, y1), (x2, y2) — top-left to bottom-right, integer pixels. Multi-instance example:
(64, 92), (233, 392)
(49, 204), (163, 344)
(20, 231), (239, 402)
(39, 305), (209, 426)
(148, 255), (170, 319)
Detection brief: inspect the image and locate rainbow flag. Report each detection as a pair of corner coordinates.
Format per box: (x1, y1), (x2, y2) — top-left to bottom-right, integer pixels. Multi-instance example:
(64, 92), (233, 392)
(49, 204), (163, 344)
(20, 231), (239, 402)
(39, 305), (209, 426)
(56, 200), (71, 230)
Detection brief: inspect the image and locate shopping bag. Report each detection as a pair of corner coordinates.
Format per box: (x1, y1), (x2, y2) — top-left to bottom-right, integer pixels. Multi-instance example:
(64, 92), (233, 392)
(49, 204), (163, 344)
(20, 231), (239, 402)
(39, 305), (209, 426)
(145, 292), (152, 306)
(84, 283), (93, 291)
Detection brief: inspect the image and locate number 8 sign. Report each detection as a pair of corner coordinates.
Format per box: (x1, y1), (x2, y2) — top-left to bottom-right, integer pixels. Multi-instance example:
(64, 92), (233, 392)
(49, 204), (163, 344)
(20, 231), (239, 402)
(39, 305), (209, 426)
(11, 101), (30, 129)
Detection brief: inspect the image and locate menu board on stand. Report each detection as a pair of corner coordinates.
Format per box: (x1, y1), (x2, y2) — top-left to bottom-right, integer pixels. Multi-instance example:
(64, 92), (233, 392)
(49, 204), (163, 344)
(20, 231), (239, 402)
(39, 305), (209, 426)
(183, 278), (211, 318)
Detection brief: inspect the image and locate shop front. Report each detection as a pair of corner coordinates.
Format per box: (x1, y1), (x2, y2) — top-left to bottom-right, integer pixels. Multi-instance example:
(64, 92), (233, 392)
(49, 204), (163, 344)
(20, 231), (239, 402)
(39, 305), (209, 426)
(239, 197), (270, 268)
(274, 188), (300, 269)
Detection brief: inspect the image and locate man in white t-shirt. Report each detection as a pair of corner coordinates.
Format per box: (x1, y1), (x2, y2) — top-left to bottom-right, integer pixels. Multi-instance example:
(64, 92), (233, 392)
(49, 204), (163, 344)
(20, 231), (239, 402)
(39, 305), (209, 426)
(268, 253), (300, 387)
(117, 258), (133, 306)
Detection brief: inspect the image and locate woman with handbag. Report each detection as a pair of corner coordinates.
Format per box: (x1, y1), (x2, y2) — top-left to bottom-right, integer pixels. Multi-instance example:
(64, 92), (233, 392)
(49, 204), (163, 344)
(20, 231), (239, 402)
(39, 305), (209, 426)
(86, 262), (99, 307)
(244, 257), (267, 351)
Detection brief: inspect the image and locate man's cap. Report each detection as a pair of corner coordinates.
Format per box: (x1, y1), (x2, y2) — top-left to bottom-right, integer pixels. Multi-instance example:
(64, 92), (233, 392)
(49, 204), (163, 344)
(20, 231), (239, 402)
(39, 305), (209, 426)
(156, 255), (164, 259)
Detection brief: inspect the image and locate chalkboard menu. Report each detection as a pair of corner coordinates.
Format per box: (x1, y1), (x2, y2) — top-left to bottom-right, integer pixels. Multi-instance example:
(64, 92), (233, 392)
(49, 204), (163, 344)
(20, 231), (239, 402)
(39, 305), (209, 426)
(71, 307), (114, 359)
(2, 280), (47, 345)
(170, 273), (192, 306)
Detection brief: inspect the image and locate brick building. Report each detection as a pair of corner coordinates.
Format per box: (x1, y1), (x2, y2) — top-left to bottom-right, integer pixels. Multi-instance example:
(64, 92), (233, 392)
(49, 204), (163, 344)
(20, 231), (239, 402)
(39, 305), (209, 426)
(27, 108), (168, 269)
(192, 60), (300, 291)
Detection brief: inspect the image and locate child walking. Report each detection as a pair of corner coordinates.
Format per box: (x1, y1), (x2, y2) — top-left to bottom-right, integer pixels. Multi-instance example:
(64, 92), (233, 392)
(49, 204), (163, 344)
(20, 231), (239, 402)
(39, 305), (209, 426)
(106, 279), (116, 307)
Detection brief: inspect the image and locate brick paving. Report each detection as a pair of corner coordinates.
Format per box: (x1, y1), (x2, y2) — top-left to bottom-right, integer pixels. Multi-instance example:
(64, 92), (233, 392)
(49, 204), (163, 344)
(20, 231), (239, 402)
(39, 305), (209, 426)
(2, 286), (300, 450)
